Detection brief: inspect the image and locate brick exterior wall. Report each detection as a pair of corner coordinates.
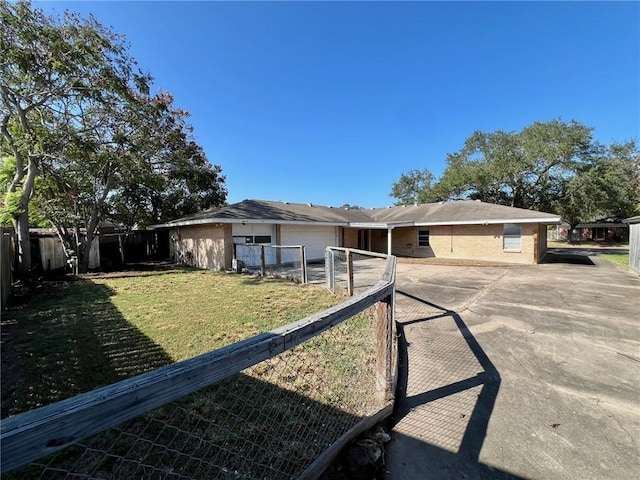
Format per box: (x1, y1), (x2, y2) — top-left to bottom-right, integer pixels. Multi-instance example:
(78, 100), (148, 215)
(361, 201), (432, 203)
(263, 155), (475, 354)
(385, 227), (434, 258)
(537, 224), (547, 263)
(429, 224), (539, 264)
(170, 224), (232, 271)
(345, 224), (544, 263)
(342, 228), (358, 248)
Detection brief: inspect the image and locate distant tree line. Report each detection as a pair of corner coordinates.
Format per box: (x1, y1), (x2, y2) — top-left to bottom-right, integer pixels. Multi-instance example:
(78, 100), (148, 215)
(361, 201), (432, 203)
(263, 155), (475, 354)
(1, 1), (227, 274)
(390, 119), (640, 237)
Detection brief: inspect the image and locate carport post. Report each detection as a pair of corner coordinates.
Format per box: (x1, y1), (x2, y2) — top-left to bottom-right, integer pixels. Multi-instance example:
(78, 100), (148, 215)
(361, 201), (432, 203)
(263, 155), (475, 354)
(387, 227), (393, 255)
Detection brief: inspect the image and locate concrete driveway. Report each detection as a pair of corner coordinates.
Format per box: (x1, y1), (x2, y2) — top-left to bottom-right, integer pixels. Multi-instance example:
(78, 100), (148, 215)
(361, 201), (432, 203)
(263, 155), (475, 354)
(385, 255), (640, 479)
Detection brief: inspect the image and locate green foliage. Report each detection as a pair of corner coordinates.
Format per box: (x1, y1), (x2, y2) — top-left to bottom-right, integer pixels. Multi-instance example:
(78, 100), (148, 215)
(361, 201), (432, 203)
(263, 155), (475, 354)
(555, 141), (640, 228)
(0, 156), (50, 227)
(390, 119), (640, 225)
(390, 168), (439, 205)
(1, 1), (226, 271)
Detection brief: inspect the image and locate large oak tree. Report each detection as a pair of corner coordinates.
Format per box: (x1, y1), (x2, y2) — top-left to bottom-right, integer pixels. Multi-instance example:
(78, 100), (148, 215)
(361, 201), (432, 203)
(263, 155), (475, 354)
(390, 119), (639, 231)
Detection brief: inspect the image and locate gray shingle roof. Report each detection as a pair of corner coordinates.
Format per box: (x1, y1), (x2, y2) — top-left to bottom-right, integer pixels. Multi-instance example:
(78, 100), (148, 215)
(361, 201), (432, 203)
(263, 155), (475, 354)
(369, 200), (561, 224)
(155, 199), (560, 228)
(162, 200), (373, 225)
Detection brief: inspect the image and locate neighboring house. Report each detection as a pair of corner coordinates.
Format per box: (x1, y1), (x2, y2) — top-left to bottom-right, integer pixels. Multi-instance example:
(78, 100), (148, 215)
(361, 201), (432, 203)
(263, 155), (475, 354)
(551, 215), (629, 243)
(623, 216), (640, 273)
(150, 199), (561, 270)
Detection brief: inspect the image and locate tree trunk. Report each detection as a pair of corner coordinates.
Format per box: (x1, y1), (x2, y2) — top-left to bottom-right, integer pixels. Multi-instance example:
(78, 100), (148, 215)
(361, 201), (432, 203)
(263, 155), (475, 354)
(12, 209), (31, 275)
(77, 206), (102, 274)
(78, 236), (93, 273)
(567, 223), (578, 243)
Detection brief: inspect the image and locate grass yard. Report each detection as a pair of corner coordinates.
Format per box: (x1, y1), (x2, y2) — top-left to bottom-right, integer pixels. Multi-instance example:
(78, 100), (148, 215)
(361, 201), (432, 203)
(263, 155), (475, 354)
(599, 252), (630, 267)
(2, 266), (384, 478)
(1, 267), (345, 418)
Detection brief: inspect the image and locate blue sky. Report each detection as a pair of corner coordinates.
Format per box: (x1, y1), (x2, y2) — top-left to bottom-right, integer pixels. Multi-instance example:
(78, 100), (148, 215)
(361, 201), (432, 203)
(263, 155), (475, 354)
(39, 1), (639, 208)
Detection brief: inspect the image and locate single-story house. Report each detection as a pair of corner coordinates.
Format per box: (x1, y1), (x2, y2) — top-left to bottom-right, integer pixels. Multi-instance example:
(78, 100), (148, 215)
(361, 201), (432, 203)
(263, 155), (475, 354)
(149, 199), (561, 270)
(623, 216), (640, 273)
(550, 215), (629, 243)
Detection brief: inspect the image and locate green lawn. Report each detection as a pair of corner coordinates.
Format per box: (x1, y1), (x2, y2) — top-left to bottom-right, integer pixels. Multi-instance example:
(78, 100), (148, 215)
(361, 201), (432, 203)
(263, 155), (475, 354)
(599, 252), (630, 267)
(1, 268), (345, 417)
(2, 267), (382, 479)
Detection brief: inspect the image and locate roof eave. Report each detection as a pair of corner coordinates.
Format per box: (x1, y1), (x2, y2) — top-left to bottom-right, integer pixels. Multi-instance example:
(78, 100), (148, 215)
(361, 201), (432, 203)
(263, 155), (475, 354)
(414, 217), (562, 227)
(149, 218), (350, 229)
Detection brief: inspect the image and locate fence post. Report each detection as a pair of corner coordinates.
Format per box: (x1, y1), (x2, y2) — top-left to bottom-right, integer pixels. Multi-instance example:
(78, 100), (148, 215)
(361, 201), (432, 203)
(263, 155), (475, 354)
(376, 293), (395, 403)
(300, 246), (307, 284)
(325, 249), (334, 293)
(346, 249), (354, 297)
(260, 245), (266, 276)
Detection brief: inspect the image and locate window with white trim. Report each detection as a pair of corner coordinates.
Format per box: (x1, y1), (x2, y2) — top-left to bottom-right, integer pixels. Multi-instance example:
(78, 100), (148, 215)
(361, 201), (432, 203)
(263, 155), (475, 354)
(503, 223), (521, 251)
(418, 229), (430, 247)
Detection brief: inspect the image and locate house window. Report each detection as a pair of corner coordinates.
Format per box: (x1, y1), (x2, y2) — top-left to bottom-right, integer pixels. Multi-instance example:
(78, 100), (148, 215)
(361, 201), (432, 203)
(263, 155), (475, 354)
(418, 229), (430, 247)
(233, 235), (272, 244)
(503, 223), (521, 251)
(253, 235), (272, 244)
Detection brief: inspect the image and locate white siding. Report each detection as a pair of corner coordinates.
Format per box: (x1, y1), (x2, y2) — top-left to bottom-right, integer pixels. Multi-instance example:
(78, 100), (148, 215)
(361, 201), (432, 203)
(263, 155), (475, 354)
(280, 225), (338, 261)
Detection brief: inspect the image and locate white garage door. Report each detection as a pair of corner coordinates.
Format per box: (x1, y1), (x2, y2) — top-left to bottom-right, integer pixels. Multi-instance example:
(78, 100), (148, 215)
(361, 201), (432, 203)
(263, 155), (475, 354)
(281, 225), (338, 262)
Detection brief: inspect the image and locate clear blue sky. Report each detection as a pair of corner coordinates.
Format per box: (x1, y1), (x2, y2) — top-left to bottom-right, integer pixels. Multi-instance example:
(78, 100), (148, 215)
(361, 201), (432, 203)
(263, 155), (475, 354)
(39, 1), (639, 208)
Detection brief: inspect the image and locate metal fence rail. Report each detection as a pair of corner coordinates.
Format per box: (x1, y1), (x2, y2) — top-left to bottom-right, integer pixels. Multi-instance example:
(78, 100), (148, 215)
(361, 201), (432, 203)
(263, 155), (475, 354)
(1, 251), (396, 480)
(236, 244), (307, 283)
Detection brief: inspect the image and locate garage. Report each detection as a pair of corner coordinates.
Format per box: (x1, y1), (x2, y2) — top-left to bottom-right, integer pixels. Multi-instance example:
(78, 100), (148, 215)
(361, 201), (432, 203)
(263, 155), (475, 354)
(280, 225), (339, 262)
(232, 223), (276, 266)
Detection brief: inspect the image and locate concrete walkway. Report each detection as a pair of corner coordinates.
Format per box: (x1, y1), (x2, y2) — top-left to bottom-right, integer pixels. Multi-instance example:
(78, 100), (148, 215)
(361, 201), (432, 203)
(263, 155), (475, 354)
(384, 255), (640, 479)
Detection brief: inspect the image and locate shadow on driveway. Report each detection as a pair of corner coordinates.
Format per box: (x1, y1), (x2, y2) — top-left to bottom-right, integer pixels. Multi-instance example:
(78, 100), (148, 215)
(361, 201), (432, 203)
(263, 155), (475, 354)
(385, 291), (522, 480)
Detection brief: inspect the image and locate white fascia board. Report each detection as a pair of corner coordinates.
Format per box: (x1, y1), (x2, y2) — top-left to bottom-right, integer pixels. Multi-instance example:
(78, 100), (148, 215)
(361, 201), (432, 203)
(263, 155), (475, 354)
(413, 217), (562, 227)
(150, 218), (349, 229)
(348, 222), (390, 229)
(347, 222), (415, 229)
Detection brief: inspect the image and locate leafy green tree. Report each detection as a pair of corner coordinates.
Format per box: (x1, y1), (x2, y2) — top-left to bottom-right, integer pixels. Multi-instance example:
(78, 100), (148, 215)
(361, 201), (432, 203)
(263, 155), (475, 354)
(1, 0), (143, 273)
(1, 2), (226, 273)
(390, 168), (439, 205)
(429, 120), (593, 210)
(555, 141), (640, 240)
(390, 120), (639, 239)
(0, 155), (50, 227)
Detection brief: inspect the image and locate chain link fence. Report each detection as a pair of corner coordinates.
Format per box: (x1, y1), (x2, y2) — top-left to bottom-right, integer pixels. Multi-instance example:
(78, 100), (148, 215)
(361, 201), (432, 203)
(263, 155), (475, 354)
(235, 245), (307, 283)
(2, 253), (396, 480)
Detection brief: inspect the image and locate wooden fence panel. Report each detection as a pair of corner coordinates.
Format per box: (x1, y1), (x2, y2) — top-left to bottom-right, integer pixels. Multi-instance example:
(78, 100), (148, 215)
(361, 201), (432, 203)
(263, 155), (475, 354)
(0, 234), (12, 310)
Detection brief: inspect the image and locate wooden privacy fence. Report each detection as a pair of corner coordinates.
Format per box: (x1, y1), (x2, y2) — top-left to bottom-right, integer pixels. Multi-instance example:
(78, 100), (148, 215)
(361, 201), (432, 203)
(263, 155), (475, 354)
(1, 250), (397, 479)
(0, 230), (12, 310)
